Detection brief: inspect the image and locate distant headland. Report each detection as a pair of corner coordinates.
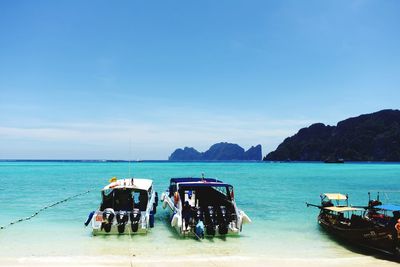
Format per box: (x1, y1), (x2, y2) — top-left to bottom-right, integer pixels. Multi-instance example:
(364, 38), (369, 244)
(169, 142), (262, 161)
(264, 109), (400, 162)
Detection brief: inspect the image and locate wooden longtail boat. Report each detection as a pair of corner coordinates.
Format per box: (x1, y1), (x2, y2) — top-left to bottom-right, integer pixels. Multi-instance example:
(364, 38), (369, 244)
(307, 193), (400, 258)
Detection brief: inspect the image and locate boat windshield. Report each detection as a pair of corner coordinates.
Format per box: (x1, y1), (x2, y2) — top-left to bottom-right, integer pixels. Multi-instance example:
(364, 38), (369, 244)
(100, 189), (148, 211)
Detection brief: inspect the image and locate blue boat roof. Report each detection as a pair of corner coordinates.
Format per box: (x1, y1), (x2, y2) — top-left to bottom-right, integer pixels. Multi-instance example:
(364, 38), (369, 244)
(178, 182), (232, 188)
(375, 204), (400, 212)
(170, 177), (223, 183)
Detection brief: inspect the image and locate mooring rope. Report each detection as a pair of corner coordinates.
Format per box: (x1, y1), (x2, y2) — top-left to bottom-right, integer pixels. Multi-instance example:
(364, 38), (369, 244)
(0, 189), (95, 230)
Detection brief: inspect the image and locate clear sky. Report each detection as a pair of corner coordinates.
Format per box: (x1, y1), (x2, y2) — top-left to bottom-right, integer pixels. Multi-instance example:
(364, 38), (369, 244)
(0, 0), (399, 160)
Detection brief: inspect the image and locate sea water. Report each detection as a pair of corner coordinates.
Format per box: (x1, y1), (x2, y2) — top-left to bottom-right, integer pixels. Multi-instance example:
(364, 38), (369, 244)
(0, 161), (399, 263)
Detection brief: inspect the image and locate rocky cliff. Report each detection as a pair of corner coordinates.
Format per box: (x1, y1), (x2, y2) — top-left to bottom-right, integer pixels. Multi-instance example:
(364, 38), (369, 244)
(264, 109), (400, 161)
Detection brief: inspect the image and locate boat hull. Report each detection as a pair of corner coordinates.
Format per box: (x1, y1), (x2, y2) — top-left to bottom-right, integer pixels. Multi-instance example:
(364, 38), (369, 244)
(91, 210), (151, 235)
(318, 213), (399, 257)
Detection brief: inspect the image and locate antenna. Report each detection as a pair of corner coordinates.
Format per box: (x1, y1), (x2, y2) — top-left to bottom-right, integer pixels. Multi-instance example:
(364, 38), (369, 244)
(128, 138), (132, 178)
(128, 160), (131, 178)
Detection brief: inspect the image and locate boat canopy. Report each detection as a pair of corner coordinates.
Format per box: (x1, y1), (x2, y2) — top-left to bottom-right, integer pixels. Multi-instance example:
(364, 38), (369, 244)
(375, 204), (400, 212)
(170, 177), (223, 184)
(323, 206), (363, 212)
(102, 178), (152, 191)
(177, 181), (232, 188)
(323, 193), (347, 200)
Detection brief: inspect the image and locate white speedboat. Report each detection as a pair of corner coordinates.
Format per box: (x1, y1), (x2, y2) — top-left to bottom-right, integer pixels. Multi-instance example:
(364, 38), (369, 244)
(161, 177), (251, 238)
(85, 177), (158, 235)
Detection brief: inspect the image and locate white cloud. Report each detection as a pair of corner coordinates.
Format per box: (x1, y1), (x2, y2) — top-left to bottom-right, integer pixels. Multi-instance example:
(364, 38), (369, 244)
(0, 114), (313, 159)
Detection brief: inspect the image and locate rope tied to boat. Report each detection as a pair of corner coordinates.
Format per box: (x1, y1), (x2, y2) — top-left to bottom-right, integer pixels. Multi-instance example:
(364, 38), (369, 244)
(0, 189), (95, 230)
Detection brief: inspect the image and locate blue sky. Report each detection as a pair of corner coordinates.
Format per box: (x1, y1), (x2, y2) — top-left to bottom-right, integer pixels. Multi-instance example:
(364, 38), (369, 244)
(0, 0), (399, 159)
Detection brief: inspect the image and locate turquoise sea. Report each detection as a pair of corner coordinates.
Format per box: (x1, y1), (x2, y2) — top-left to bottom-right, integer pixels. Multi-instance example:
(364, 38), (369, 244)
(0, 161), (399, 264)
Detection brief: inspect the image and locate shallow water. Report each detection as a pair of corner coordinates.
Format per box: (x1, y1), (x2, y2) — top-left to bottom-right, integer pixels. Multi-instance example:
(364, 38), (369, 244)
(0, 161), (399, 263)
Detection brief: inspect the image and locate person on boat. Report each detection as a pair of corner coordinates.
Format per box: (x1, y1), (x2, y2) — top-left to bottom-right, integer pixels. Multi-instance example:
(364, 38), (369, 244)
(173, 191), (180, 207)
(395, 219), (400, 237)
(394, 218), (400, 255)
(182, 201), (193, 230)
(392, 211), (400, 227)
(389, 211), (400, 250)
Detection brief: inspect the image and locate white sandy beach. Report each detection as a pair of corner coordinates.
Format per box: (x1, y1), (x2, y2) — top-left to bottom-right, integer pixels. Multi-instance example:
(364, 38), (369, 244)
(2, 255), (400, 267)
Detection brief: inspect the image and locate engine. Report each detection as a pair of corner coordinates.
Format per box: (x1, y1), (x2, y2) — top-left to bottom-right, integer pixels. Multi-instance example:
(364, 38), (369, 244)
(101, 208), (115, 233)
(129, 209), (141, 232)
(116, 211), (128, 234)
(205, 206), (216, 236)
(217, 206), (229, 235)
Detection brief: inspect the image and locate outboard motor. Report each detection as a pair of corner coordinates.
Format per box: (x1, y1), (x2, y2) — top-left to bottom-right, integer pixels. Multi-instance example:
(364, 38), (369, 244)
(129, 209), (141, 232)
(205, 206), (216, 236)
(195, 207), (204, 223)
(101, 208), (115, 233)
(116, 211), (129, 234)
(217, 206), (229, 235)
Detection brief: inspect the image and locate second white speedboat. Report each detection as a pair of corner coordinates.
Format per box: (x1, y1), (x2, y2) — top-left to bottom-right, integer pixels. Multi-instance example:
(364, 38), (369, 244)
(161, 177), (251, 238)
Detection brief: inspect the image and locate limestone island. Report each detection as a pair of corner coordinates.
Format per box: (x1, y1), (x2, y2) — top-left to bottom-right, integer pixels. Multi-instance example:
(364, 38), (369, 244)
(169, 142), (262, 161)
